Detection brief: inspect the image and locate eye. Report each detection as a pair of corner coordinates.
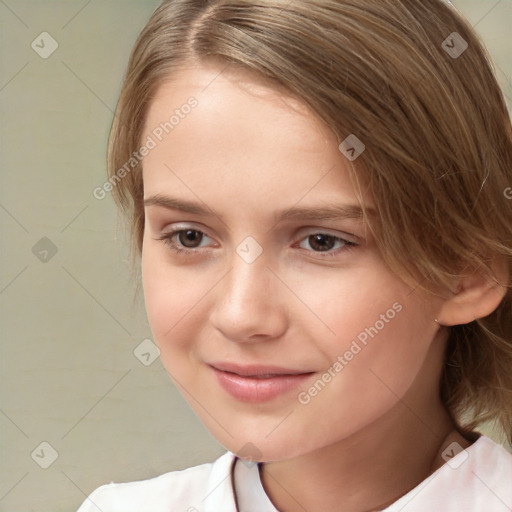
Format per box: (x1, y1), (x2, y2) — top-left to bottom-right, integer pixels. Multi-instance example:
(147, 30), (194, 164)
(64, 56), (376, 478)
(156, 228), (215, 254)
(298, 232), (357, 254)
(176, 229), (206, 248)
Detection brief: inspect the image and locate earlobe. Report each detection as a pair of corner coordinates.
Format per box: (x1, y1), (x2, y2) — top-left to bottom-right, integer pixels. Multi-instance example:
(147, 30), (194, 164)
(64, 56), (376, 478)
(436, 256), (509, 327)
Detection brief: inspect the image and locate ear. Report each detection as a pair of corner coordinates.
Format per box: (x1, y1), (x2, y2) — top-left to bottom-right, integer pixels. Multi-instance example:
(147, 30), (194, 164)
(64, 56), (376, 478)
(436, 255), (510, 326)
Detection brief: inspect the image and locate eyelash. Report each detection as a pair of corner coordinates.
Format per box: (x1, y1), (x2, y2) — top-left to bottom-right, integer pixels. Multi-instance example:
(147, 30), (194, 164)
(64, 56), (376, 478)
(156, 228), (358, 259)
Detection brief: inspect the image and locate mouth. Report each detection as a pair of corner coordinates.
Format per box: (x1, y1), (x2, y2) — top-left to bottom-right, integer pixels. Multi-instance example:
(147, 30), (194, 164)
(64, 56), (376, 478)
(209, 362), (315, 403)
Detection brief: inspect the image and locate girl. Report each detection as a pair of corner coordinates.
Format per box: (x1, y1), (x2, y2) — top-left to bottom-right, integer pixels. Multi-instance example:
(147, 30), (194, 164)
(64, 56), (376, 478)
(78, 0), (512, 510)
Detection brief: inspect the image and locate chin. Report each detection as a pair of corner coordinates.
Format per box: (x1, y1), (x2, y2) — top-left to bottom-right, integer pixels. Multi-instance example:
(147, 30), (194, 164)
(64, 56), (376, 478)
(201, 419), (319, 463)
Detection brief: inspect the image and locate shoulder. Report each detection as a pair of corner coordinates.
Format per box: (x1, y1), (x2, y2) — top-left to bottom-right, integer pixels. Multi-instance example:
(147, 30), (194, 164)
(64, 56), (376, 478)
(476, 435), (512, 465)
(466, 436), (512, 488)
(386, 436), (512, 512)
(76, 451), (236, 512)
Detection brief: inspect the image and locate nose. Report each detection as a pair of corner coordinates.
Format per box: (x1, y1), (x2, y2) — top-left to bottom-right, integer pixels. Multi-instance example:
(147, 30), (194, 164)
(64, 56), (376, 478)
(209, 253), (288, 343)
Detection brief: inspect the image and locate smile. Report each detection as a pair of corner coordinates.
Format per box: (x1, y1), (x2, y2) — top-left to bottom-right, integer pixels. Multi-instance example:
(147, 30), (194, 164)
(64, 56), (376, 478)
(209, 363), (315, 403)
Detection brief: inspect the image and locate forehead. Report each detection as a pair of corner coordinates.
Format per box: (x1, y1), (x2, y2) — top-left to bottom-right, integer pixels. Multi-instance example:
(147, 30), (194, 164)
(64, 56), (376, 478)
(149, 60), (310, 112)
(141, 62), (371, 216)
(144, 62), (329, 147)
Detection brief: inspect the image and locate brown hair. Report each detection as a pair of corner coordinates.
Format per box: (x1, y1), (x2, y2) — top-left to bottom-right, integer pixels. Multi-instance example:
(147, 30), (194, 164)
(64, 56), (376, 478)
(107, 0), (512, 442)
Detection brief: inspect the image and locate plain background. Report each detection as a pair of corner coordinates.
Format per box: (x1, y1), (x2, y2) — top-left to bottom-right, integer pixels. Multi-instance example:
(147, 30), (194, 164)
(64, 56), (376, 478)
(0, 1), (511, 510)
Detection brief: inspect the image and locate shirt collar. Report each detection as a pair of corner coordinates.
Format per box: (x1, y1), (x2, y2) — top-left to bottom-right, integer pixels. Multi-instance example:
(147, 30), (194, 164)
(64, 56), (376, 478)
(203, 451), (278, 512)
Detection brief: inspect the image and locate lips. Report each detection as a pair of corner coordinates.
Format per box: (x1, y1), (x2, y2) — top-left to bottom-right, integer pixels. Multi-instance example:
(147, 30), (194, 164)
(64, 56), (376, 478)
(209, 362), (315, 403)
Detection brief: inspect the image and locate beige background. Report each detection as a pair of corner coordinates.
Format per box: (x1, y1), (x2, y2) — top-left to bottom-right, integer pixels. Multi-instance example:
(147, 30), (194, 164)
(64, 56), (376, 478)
(0, 1), (510, 510)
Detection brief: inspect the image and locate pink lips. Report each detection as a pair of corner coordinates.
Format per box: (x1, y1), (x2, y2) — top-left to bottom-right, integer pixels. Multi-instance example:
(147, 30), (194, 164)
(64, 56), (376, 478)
(210, 362), (314, 403)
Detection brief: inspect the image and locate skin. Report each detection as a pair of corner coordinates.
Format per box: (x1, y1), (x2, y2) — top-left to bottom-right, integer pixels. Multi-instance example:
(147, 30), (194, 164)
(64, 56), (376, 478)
(139, 61), (504, 511)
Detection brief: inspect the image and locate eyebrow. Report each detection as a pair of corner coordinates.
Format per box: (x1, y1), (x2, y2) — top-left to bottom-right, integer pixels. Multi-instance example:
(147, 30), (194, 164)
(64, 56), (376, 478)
(143, 194), (376, 222)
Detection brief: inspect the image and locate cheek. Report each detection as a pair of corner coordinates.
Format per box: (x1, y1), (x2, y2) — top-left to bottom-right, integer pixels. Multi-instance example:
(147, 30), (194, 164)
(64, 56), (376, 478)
(292, 265), (436, 392)
(281, 262), (405, 346)
(141, 245), (203, 350)
(337, 304), (436, 410)
(362, 301), (439, 395)
(292, 307), (437, 446)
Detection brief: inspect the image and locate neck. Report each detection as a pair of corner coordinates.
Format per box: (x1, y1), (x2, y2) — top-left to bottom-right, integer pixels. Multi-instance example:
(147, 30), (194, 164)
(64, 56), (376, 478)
(261, 406), (466, 511)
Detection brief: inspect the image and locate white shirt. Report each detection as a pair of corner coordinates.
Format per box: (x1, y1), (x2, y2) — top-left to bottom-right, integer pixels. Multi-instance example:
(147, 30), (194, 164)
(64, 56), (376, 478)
(77, 436), (512, 511)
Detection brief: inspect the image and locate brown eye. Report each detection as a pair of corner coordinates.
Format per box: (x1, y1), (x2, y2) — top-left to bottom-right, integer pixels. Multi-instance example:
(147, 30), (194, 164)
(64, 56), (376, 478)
(297, 232), (356, 257)
(177, 230), (204, 248)
(307, 234), (337, 252)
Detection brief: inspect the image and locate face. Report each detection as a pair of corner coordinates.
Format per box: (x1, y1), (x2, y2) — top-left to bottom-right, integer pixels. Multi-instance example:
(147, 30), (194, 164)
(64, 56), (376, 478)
(140, 62), (445, 462)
